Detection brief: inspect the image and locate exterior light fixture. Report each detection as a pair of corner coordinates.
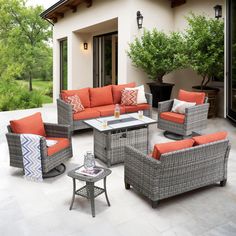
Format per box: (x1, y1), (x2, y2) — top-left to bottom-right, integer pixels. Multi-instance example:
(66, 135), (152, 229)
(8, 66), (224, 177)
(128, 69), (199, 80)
(136, 11), (143, 29)
(84, 42), (88, 50)
(214, 5), (222, 19)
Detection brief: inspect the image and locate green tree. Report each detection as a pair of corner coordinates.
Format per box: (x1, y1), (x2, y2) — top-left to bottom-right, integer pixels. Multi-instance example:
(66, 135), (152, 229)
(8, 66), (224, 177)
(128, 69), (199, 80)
(128, 29), (187, 83)
(185, 14), (224, 88)
(0, 0), (52, 91)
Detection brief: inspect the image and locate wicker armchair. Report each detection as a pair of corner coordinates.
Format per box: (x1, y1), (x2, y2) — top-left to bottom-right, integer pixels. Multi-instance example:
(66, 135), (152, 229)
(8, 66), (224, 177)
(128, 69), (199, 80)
(124, 140), (230, 208)
(158, 99), (209, 138)
(6, 123), (73, 174)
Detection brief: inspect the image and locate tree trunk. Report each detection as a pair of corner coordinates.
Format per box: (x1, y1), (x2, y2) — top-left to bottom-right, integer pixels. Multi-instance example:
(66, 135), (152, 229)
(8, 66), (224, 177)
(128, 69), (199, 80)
(156, 76), (163, 84)
(29, 71), (33, 91)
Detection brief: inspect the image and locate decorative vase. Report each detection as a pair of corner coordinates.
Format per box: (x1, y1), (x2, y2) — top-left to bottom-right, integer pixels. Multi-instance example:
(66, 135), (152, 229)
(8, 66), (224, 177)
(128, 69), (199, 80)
(84, 151), (95, 170)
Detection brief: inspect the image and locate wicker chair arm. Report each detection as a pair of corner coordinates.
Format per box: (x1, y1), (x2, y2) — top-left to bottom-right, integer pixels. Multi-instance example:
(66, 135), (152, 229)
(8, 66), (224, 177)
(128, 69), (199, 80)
(185, 103), (209, 124)
(145, 93), (153, 106)
(57, 99), (73, 126)
(44, 123), (71, 139)
(6, 133), (47, 158)
(157, 100), (174, 114)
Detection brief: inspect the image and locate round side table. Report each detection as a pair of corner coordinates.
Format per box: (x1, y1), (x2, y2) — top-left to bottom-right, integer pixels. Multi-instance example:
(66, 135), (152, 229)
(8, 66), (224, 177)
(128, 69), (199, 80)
(67, 166), (112, 217)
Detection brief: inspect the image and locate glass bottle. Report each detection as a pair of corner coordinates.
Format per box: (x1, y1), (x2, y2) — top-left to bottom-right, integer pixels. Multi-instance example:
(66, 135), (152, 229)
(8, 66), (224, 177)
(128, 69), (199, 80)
(84, 151), (95, 170)
(114, 104), (120, 118)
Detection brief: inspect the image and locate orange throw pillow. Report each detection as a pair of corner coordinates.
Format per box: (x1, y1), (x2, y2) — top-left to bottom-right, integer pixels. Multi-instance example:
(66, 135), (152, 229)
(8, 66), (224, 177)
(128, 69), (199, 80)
(90, 85), (113, 107)
(178, 89), (205, 105)
(10, 112), (46, 137)
(112, 82), (136, 104)
(61, 88), (90, 108)
(192, 131), (228, 145)
(152, 139), (194, 160)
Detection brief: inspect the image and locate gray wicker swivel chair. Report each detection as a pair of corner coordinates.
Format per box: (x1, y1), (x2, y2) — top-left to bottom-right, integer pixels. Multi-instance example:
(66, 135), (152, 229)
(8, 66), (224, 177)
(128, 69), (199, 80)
(124, 139), (230, 208)
(6, 123), (73, 177)
(158, 90), (209, 139)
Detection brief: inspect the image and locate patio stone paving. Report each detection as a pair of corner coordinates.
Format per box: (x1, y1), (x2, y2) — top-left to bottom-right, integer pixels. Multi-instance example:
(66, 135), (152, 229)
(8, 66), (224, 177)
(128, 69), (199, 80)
(0, 104), (236, 236)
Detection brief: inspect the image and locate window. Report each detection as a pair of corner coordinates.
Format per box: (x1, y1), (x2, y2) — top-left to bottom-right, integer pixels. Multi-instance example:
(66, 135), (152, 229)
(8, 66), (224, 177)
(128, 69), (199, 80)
(60, 39), (68, 90)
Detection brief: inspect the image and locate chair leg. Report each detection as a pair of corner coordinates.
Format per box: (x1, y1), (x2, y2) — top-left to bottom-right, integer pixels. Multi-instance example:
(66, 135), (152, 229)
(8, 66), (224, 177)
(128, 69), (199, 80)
(151, 200), (159, 209)
(220, 179), (227, 187)
(125, 182), (130, 190)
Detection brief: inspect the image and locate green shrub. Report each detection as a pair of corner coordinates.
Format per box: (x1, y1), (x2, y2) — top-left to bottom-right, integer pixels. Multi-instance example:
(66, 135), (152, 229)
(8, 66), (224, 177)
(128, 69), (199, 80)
(0, 80), (43, 111)
(45, 83), (53, 97)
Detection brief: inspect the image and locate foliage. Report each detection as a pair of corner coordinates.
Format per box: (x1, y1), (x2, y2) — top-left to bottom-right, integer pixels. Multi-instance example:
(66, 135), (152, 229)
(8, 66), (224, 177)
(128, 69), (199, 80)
(0, 79), (42, 111)
(185, 14), (224, 88)
(0, 0), (52, 91)
(128, 29), (187, 83)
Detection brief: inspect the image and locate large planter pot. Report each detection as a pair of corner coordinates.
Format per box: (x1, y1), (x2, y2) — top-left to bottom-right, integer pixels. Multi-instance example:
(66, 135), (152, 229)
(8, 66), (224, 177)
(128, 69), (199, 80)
(147, 83), (174, 108)
(192, 86), (220, 118)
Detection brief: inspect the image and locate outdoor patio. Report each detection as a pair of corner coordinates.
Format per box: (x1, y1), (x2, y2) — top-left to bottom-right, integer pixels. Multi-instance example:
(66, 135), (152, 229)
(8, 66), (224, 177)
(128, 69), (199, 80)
(0, 104), (236, 236)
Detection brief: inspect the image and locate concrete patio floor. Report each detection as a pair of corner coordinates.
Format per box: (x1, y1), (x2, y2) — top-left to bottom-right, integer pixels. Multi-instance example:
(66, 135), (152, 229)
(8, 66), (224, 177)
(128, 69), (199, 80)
(0, 104), (236, 236)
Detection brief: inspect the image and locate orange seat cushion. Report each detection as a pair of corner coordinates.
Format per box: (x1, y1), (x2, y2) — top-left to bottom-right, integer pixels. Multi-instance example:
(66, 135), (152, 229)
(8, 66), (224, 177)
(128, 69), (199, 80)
(152, 139), (194, 160)
(61, 88), (90, 108)
(90, 85), (113, 107)
(192, 131), (228, 146)
(94, 105), (125, 117)
(124, 103), (150, 113)
(73, 108), (100, 120)
(112, 82), (136, 104)
(10, 112), (46, 137)
(160, 112), (185, 124)
(178, 89), (205, 105)
(46, 137), (70, 156)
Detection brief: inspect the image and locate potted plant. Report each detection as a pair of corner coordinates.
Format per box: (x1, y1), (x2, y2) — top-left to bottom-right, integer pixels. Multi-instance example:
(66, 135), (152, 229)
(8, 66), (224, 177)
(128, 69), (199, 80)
(185, 14), (224, 117)
(128, 29), (186, 107)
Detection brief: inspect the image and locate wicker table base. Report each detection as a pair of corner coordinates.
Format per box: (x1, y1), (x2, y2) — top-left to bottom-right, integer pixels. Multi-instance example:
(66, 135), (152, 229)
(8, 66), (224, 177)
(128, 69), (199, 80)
(94, 126), (148, 167)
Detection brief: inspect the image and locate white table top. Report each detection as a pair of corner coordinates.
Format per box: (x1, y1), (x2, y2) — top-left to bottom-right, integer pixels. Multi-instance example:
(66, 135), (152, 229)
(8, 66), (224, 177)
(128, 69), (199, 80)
(83, 113), (157, 132)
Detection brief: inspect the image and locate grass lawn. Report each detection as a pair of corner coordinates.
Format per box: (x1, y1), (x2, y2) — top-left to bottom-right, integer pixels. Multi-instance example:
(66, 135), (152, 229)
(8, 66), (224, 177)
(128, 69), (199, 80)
(17, 79), (53, 104)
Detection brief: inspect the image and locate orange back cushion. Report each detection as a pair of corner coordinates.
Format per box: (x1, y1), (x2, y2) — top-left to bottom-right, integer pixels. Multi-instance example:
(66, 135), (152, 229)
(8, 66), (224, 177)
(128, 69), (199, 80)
(112, 82), (136, 104)
(152, 139), (194, 160)
(61, 88), (90, 108)
(192, 131), (228, 145)
(10, 112), (46, 137)
(178, 89), (205, 105)
(90, 85), (113, 107)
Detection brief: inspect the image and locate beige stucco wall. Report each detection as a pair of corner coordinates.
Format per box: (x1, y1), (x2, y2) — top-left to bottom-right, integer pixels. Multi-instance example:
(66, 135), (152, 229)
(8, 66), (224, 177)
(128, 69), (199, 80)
(52, 0), (226, 117)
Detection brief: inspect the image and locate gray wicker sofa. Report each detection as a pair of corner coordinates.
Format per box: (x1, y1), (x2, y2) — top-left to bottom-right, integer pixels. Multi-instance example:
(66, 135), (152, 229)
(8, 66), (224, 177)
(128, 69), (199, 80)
(57, 91), (152, 132)
(124, 138), (230, 208)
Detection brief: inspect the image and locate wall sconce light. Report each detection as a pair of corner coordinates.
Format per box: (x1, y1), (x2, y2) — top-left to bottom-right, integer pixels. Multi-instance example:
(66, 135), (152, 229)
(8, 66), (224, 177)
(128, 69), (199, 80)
(136, 11), (143, 29)
(84, 42), (88, 50)
(214, 5), (222, 19)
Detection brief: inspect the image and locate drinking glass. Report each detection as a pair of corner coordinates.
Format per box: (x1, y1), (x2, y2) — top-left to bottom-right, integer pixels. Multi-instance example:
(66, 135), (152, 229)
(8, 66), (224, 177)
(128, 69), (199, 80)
(138, 110), (143, 119)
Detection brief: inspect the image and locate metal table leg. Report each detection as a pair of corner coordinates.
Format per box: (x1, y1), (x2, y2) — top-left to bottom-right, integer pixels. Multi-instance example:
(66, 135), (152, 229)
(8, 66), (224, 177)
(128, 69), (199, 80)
(69, 178), (76, 210)
(104, 177), (110, 206)
(87, 182), (95, 217)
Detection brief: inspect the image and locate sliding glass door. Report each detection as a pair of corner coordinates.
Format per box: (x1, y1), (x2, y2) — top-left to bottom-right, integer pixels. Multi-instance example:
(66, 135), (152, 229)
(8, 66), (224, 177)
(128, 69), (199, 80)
(227, 0), (236, 122)
(93, 32), (118, 87)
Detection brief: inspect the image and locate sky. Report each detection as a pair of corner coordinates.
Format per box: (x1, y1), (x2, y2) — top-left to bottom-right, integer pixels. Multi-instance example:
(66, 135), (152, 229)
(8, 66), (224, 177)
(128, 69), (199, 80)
(27, 0), (59, 9)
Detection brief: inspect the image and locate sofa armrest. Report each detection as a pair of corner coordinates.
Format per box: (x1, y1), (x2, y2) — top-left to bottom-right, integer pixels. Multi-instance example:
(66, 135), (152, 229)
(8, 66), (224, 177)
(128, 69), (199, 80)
(44, 123), (71, 139)
(145, 93), (152, 106)
(185, 103), (209, 124)
(157, 100), (173, 114)
(125, 145), (160, 172)
(57, 99), (73, 127)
